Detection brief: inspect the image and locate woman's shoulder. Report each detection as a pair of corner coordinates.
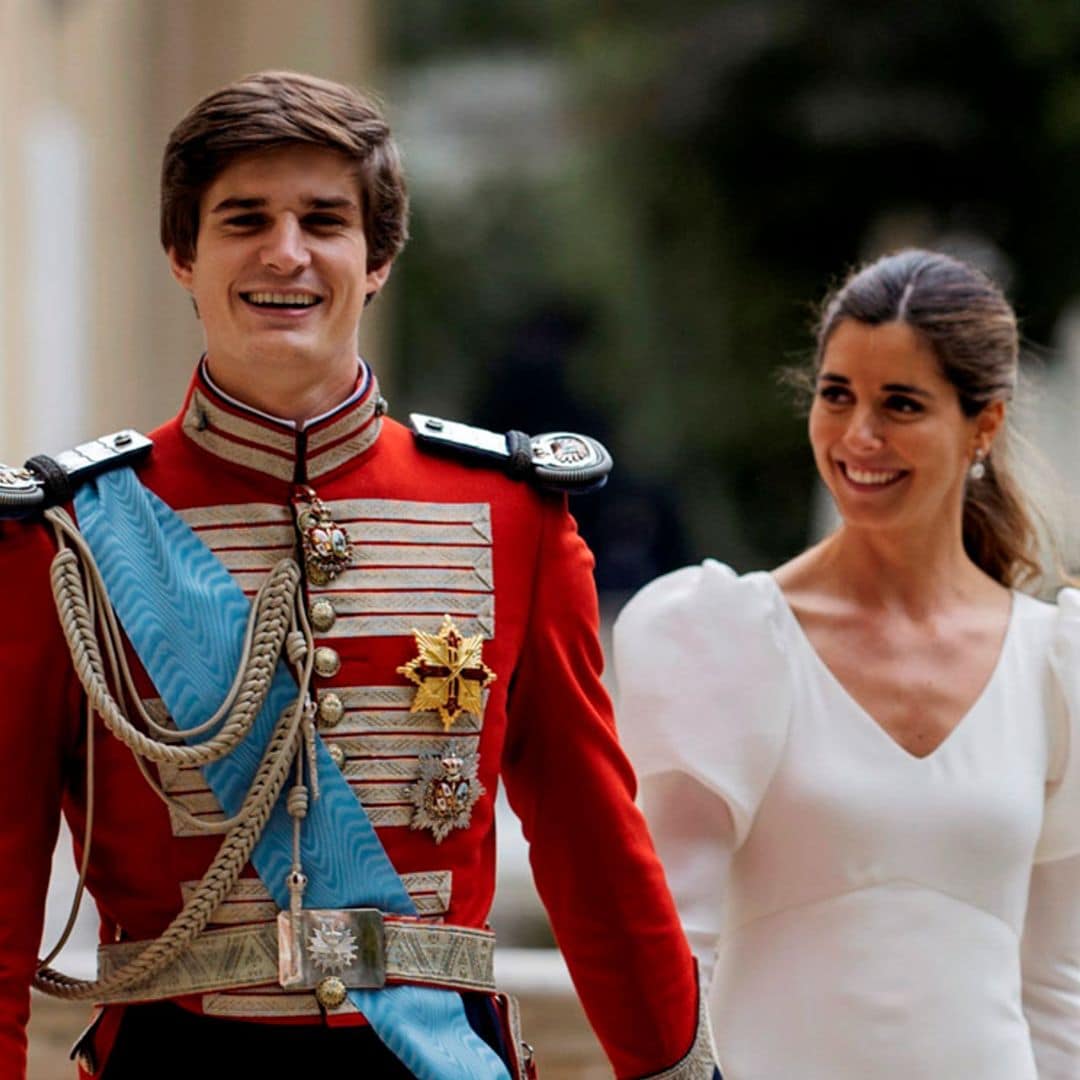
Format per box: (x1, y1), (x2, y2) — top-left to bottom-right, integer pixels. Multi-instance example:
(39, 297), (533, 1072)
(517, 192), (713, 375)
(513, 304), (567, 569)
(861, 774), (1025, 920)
(614, 561), (794, 829)
(614, 559), (783, 643)
(1048, 585), (1080, 691)
(1032, 586), (1080, 862)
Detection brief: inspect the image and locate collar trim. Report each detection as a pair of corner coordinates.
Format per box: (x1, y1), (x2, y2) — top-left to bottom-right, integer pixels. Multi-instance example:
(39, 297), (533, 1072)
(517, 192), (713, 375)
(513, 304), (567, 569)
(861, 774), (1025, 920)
(181, 363), (383, 483)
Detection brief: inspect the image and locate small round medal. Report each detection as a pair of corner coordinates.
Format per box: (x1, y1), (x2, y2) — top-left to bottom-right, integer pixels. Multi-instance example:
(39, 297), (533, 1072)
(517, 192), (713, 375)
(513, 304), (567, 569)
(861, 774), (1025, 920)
(315, 975), (348, 1010)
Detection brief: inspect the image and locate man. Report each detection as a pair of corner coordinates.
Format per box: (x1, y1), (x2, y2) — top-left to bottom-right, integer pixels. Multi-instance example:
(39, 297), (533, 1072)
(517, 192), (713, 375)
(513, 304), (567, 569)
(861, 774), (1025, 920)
(0, 72), (719, 1078)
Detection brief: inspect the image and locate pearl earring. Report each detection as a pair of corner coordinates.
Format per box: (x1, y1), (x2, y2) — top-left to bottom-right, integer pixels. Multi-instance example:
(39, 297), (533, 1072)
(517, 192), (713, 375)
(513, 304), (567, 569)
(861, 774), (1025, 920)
(969, 450), (986, 481)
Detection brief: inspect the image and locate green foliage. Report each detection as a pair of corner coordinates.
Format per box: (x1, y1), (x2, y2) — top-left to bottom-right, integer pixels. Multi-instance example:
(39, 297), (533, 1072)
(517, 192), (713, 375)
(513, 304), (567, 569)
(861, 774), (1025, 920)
(385, 0), (1080, 578)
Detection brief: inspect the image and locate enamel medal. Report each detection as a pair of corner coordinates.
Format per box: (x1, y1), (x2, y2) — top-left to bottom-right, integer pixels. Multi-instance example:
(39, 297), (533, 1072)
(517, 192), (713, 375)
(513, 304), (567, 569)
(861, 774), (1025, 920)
(396, 615), (496, 731)
(410, 747), (485, 844)
(292, 486), (353, 585)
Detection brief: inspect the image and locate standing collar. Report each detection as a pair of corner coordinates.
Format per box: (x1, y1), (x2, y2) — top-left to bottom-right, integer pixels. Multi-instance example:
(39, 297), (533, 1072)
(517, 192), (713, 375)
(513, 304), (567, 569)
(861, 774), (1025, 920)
(180, 358), (385, 483)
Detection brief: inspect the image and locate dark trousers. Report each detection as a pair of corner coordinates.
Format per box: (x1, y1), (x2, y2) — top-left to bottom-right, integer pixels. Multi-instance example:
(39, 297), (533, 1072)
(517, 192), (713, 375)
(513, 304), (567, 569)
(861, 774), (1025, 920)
(99, 994), (512, 1079)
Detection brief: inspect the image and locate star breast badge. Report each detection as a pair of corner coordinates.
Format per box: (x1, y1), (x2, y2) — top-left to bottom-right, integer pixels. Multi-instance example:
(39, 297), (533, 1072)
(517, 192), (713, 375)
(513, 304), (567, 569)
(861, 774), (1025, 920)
(398, 615), (494, 842)
(396, 615), (496, 731)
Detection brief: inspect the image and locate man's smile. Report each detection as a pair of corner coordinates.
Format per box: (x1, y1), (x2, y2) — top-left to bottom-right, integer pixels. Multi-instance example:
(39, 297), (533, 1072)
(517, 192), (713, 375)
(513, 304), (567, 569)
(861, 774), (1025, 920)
(240, 290), (323, 311)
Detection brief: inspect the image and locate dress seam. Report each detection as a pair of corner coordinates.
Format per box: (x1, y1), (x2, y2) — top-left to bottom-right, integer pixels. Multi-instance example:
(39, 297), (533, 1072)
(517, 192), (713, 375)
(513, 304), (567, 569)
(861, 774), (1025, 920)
(722, 877), (1022, 943)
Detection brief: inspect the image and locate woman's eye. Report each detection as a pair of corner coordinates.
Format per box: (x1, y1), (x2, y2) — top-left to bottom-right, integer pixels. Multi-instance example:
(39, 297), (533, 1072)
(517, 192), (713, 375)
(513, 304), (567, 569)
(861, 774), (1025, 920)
(818, 385), (852, 405)
(885, 394), (924, 414)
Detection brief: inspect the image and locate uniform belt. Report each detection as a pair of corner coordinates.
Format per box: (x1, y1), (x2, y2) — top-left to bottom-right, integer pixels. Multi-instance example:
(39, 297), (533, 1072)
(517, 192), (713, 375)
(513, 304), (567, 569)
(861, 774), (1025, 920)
(95, 915), (496, 1004)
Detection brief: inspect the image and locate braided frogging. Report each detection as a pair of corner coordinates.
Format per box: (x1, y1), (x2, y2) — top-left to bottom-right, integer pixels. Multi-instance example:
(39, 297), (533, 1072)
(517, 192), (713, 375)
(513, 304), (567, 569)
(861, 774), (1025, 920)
(34, 509), (314, 1002)
(48, 548), (300, 767)
(33, 700), (305, 999)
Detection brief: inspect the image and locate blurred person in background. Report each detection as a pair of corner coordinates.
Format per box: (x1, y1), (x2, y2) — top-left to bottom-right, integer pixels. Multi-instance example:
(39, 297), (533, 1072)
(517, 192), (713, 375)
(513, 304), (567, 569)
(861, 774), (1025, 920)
(616, 250), (1080, 1078)
(0, 71), (720, 1078)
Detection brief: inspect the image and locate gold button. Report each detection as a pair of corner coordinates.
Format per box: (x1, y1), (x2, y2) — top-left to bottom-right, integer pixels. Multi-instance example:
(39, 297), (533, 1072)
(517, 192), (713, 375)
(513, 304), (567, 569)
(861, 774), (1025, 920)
(310, 598), (337, 632)
(315, 975), (348, 1010)
(327, 742), (346, 769)
(318, 692), (345, 728)
(314, 646), (341, 678)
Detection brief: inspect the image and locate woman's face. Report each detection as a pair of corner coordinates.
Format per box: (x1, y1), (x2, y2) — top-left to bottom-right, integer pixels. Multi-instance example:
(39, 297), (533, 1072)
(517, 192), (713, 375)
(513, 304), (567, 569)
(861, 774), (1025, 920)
(809, 319), (994, 537)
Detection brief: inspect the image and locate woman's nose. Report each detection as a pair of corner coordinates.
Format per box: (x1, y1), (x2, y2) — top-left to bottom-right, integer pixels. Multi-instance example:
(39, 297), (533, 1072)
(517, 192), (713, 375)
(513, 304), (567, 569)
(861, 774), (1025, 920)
(843, 406), (884, 450)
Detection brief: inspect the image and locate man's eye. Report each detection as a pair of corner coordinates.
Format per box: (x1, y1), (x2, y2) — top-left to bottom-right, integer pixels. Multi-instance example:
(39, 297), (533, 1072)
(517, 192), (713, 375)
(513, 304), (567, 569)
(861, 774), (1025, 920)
(225, 214), (265, 228)
(305, 214), (346, 228)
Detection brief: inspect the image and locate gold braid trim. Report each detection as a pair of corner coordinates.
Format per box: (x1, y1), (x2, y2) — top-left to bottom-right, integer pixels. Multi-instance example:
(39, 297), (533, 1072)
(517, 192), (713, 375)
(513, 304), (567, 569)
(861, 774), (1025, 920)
(33, 507), (317, 1002)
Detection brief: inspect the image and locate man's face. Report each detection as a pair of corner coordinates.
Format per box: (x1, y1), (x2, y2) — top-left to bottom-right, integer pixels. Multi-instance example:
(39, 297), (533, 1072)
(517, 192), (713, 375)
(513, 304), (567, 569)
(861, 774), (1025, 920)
(168, 144), (390, 405)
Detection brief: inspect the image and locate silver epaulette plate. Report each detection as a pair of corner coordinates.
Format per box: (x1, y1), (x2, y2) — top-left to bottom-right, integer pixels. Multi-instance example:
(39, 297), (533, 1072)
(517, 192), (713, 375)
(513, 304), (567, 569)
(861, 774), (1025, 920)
(409, 412), (612, 493)
(0, 429), (152, 519)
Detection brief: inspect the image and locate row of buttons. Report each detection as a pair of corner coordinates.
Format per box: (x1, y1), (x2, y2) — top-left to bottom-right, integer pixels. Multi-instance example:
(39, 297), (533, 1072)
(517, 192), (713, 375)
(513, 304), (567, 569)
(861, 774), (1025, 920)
(311, 598), (344, 767)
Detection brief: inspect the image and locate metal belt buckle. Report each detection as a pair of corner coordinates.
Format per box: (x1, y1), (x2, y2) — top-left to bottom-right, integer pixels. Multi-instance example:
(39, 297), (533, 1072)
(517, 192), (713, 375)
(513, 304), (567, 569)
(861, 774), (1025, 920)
(278, 908), (386, 1006)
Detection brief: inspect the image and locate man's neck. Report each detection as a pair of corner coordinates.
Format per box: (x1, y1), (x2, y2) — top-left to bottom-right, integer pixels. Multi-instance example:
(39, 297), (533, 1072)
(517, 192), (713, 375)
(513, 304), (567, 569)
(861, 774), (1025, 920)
(202, 357), (365, 428)
(202, 356), (367, 429)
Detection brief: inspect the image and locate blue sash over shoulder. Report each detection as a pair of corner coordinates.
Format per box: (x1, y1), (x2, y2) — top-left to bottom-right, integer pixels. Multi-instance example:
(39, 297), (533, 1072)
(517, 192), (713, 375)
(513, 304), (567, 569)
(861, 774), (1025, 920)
(75, 468), (508, 1080)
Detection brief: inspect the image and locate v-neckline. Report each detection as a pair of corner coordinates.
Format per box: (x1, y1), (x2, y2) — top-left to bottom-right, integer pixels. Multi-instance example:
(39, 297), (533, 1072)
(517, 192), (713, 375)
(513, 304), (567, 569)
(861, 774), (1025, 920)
(761, 573), (1018, 762)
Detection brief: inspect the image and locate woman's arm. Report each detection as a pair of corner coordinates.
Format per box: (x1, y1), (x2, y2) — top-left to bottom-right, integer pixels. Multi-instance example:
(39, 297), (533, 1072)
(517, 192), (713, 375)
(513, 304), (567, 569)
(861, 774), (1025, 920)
(1023, 853), (1080, 1078)
(637, 770), (735, 988)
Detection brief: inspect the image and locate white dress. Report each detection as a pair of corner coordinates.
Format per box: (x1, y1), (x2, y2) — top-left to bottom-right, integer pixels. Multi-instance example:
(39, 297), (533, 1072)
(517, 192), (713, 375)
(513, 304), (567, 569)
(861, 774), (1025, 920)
(614, 561), (1080, 1080)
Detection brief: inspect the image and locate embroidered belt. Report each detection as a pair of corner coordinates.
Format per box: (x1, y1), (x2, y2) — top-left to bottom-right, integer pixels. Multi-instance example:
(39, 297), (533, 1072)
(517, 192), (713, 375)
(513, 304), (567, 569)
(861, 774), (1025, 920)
(94, 917), (496, 1005)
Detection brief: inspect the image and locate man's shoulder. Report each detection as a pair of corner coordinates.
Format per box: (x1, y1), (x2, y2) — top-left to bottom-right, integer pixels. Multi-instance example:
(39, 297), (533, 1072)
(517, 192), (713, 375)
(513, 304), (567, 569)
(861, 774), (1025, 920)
(385, 410), (612, 497)
(0, 430), (153, 527)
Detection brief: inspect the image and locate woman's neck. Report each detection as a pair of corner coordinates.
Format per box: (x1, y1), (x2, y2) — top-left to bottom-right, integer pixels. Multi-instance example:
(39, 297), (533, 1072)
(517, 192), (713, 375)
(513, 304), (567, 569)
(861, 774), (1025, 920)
(791, 524), (1001, 618)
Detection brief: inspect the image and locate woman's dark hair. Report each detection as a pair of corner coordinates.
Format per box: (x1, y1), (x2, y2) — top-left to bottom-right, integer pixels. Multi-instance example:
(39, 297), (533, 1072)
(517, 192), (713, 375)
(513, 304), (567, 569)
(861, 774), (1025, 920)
(815, 249), (1041, 587)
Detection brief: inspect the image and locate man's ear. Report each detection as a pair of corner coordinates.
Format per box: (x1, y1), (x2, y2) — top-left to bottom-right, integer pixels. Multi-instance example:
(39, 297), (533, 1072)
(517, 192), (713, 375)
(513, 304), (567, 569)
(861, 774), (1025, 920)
(365, 259), (393, 299)
(168, 247), (195, 290)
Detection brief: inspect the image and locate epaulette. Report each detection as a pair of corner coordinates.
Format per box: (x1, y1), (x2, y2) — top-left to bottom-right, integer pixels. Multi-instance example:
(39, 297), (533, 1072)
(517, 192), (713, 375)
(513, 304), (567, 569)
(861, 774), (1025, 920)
(409, 413), (612, 494)
(0, 430), (152, 520)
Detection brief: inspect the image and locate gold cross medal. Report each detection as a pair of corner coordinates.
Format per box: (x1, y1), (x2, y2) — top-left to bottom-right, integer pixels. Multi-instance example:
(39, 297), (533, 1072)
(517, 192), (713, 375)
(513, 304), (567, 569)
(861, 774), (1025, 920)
(397, 615), (495, 842)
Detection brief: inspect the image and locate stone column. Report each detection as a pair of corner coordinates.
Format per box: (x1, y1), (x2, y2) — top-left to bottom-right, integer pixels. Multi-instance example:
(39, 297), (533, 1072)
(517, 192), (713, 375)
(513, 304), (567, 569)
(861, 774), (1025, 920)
(0, 0), (382, 463)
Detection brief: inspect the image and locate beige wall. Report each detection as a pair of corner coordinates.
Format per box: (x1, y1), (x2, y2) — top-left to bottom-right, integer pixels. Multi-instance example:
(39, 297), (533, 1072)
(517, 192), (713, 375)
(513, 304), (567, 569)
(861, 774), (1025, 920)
(0, 0), (383, 463)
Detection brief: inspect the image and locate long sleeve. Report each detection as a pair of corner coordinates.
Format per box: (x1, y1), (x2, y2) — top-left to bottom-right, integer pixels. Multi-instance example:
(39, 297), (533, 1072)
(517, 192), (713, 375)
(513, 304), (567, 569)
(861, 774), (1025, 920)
(0, 520), (82, 1078)
(1022, 587), (1080, 1076)
(500, 497), (712, 1079)
(636, 771), (735, 988)
(1022, 854), (1080, 1078)
(614, 562), (791, 1007)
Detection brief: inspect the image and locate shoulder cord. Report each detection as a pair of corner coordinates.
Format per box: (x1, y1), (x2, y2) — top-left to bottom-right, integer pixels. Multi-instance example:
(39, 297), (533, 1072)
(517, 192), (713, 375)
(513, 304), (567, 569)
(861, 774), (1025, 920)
(32, 506), (318, 1001)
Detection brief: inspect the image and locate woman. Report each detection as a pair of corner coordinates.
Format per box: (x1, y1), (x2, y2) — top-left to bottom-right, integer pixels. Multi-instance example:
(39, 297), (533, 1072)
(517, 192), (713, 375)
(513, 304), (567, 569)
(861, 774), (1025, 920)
(614, 249), (1080, 1079)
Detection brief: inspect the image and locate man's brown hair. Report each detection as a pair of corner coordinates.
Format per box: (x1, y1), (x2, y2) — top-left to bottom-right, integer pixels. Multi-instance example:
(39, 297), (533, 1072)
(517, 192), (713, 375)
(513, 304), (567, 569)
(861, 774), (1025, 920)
(161, 70), (408, 271)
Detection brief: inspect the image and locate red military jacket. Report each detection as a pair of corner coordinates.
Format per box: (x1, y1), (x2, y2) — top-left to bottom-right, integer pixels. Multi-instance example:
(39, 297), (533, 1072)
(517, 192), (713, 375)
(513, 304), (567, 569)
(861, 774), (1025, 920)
(0, 362), (700, 1077)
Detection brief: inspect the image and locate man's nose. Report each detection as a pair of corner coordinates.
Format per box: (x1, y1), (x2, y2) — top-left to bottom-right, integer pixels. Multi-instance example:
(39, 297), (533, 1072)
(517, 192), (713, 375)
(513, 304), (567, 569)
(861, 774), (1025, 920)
(260, 216), (310, 274)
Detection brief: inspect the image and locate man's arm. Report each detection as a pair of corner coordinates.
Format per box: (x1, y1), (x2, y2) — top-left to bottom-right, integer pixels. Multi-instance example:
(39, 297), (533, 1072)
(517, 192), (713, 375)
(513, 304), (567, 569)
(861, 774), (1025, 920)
(0, 520), (81, 1077)
(500, 495), (716, 1078)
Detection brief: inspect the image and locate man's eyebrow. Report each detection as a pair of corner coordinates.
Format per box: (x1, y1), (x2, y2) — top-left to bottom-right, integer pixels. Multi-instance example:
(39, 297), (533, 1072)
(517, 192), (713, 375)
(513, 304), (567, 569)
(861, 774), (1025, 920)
(208, 196), (266, 215)
(208, 195), (360, 215)
(306, 196), (359, 211)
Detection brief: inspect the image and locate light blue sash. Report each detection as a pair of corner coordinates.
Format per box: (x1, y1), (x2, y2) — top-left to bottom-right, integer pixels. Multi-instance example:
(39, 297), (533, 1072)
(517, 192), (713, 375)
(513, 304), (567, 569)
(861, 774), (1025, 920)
(75, 468), (508, 1080)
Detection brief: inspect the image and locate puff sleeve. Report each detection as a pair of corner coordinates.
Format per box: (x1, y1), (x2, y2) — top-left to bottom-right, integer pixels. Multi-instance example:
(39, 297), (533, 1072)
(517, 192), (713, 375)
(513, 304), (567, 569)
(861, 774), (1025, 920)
(614, 561), (791, 981)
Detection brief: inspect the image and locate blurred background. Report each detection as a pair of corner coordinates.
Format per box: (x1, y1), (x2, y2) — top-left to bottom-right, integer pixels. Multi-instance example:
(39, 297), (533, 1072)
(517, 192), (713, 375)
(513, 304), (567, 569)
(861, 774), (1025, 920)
(7, 0), (1080, 1075)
